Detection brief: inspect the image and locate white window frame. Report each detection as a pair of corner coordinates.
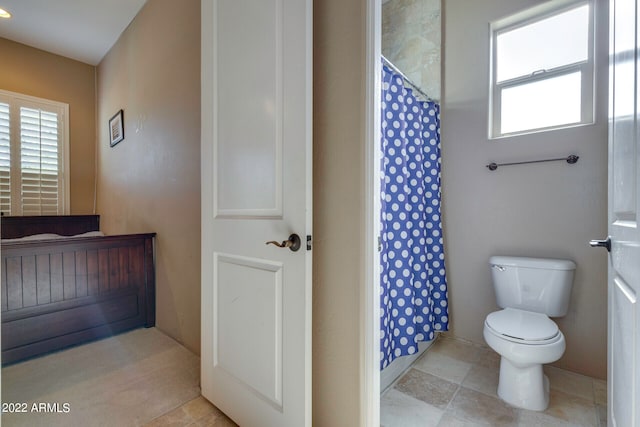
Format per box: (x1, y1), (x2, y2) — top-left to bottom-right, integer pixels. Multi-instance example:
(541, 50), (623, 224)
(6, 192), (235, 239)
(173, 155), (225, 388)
(488, 0), (595, 139)
(0, 89), (70, 215)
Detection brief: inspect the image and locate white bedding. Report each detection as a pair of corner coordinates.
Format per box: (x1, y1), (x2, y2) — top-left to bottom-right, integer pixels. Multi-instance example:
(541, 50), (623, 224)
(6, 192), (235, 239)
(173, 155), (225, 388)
(2, 231), (105, 243)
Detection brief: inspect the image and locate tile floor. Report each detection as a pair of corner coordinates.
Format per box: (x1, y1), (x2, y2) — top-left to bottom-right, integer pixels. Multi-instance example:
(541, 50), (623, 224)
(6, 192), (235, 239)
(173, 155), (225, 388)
(2, 328), (606, 426)
(1, 328), (236, 427)
(144, 396), (237, 427)
(381, 336), (608, 427)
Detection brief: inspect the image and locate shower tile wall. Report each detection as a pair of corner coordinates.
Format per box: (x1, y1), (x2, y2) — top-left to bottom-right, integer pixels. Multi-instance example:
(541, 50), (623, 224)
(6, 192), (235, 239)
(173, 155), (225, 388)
(382, 0), (441, 100)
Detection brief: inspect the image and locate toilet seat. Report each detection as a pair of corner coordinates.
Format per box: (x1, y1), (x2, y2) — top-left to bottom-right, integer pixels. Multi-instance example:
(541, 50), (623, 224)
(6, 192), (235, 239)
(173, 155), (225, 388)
(485, 308), (559, 344)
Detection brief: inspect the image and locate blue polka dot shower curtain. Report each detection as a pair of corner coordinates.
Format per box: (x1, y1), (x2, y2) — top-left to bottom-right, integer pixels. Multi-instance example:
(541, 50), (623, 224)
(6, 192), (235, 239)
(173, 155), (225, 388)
(380, 62), (449, 370)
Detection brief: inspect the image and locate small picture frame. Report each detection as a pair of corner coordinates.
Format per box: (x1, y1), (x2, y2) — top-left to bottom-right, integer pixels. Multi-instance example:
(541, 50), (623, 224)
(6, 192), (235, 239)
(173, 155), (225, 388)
(109, 109), (124, 147)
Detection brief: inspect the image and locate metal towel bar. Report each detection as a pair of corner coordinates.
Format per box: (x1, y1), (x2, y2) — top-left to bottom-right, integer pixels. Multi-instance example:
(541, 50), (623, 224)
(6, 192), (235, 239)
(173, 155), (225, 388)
(486, 154), (579, 171)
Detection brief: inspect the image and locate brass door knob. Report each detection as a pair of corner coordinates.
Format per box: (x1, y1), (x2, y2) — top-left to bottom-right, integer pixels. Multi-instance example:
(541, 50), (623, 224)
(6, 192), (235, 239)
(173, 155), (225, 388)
(266, 234), (301, 252)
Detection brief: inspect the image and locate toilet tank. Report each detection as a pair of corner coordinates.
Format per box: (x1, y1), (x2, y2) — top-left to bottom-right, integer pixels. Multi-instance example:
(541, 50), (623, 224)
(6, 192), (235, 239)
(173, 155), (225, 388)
(489, 256), (576, 317)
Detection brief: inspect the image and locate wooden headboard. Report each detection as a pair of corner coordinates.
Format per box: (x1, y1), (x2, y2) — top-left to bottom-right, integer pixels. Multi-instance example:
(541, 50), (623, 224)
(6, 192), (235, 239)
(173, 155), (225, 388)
(1, 215), (100, 239)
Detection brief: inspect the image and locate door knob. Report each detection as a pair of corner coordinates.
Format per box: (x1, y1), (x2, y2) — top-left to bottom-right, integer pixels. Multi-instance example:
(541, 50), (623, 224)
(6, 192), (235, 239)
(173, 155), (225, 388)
(589, 236), (611, 252)
(266, 234), (301, 252)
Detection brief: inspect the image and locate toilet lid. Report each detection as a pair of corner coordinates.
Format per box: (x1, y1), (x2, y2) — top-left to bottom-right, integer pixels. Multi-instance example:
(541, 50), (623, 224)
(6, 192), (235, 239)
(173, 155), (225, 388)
(486, 308), (559, 342)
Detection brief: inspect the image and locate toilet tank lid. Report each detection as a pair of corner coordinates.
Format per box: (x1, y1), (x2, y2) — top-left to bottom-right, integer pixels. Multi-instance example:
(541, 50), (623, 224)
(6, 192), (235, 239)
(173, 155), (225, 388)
(489, 256), (576, 271)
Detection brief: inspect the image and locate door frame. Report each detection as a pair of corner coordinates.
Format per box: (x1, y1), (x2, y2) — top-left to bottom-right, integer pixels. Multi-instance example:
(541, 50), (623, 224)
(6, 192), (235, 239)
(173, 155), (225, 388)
(363, 0), (381, 426)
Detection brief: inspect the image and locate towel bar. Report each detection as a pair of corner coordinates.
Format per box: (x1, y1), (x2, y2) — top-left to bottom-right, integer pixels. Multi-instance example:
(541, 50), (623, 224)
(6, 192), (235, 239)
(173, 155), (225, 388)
(486, 154), (579, 171)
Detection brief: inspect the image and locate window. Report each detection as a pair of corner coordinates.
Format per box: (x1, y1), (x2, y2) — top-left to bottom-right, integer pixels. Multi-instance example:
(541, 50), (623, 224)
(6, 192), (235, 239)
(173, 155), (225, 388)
(0, 90), (69, 216)
(489, 1), (594, 138)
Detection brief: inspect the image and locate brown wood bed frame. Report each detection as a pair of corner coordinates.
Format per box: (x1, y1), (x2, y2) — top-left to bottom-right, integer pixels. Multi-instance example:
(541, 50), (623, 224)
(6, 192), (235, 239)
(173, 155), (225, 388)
(1, 215), (156, 365)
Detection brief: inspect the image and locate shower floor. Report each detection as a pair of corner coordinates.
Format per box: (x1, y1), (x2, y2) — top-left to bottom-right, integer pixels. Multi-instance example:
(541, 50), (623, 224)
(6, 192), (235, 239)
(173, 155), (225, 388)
(381, 336), (607, 427)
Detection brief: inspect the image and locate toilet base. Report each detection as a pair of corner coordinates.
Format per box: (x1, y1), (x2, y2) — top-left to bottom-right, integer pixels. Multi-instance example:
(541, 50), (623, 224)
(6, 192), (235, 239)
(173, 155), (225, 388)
(497, 357), (550, 411)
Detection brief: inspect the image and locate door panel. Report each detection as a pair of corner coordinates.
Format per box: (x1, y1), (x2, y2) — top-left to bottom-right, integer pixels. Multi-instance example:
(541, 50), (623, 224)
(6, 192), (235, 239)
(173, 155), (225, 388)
(214, 0), (283, 217)
(611, 276), (636, 427)
(215, 254), (283, 409)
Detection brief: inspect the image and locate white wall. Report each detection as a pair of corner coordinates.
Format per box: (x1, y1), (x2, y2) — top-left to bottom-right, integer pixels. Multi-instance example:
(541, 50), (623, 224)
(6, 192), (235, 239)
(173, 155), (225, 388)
(441, 0), (608, 379)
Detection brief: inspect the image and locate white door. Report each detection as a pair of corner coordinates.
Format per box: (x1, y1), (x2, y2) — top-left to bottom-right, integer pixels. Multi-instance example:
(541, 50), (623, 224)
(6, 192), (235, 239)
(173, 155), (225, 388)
(603, 0), (640, 425)
(200, 0), (312, 426)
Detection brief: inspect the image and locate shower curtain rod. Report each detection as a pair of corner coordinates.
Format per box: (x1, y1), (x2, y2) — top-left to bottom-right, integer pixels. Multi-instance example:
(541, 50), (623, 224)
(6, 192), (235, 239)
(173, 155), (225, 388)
(382, 55), (435, 102)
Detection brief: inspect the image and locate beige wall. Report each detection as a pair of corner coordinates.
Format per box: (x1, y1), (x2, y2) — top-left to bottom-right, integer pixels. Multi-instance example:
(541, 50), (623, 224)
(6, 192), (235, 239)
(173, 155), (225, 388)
(442, 0), (608, 379)
(382, 0), (441, 100)
(0, 38), (96, 214)
(313, 0), (367, 424)
(96, 0), (201, 354)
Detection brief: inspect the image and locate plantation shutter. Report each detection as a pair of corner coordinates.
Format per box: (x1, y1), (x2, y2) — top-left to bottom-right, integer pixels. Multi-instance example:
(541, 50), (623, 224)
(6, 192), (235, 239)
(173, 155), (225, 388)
(20, 106), (62, 215)
(0, 90), (68, 216)
(0, 102), (11, 215)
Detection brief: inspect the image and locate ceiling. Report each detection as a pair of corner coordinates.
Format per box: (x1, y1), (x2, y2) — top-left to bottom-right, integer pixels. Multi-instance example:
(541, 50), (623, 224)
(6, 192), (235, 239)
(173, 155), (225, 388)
(0, 0), (147, 65)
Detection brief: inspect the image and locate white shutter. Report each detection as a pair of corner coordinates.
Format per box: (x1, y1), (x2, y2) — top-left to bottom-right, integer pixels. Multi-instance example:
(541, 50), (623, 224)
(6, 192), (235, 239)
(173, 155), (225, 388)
(0, 89), (68, 216)
(19, 107), (61, 215)
(0, 102), (11, 215)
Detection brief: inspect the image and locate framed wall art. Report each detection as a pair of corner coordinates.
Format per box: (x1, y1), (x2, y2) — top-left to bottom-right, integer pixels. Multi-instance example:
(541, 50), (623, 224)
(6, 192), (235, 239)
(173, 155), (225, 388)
(109, 109), (124, 147)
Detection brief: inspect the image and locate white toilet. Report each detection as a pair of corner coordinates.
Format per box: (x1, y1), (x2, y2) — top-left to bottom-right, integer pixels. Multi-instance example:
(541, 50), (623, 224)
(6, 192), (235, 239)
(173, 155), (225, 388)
(483, 255), (576, 411)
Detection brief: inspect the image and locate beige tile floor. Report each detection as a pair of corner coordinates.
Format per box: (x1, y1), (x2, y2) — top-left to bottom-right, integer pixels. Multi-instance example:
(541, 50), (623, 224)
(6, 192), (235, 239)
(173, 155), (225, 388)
(2, 328), (606, 426)
(144, 396), (237, 427)
(1, 327), (236, 427)
(381, 336), (608, 427)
